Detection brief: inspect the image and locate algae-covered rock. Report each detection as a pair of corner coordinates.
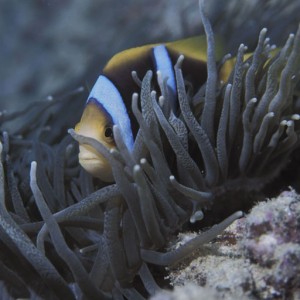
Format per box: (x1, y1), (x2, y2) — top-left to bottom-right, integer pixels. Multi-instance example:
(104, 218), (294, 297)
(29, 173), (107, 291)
(164, 190), (300, 300)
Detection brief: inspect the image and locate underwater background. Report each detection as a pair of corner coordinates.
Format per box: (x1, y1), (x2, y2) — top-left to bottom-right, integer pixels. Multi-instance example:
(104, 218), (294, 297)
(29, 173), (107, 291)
(2, 0), (300, 112)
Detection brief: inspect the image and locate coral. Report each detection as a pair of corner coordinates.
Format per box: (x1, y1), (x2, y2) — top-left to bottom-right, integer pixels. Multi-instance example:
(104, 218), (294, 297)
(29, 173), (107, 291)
(243, 190), (300, 265)
(242, 190), (300, 298)
(151, 283), (225, 300)
(167, 190), (300, 300)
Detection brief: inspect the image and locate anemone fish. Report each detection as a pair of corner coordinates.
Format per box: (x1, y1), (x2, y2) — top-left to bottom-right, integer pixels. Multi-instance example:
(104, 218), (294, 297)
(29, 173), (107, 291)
(75, 36), (232, 182)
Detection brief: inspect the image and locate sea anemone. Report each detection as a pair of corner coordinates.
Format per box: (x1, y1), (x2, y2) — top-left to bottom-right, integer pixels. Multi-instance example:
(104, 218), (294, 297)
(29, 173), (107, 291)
(0, 1), (299, 299)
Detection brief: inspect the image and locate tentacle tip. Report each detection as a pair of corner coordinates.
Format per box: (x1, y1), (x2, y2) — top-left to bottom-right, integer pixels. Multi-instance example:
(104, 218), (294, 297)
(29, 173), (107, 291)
(112, 124), (120, 138)
(175, 55), (185, 68)
(261, 27), (268, 34)
(265, 37), (270, 43)
(151, 90), (157, 97)
(147, 69), (153, 76)
(190, 210), (204, 223)
(159, 96), (165, 107)
(280, 120), (287, 126)
(268, 112), (275, 118)
(236, 211), (245, 218)
(77, 86), (85, 93)
(158, 95), (164, 101)
(133, 164), (141, 173)
(140, 158), (147, 164)
(30, 161), (37, 181)
(169, 175), (175, 182)
(68, 128), (75, 135)
(46, 95), (54, 101)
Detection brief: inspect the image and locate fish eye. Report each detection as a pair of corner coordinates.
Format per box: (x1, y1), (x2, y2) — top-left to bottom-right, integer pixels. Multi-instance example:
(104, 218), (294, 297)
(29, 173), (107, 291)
(104, 126), (114, 139)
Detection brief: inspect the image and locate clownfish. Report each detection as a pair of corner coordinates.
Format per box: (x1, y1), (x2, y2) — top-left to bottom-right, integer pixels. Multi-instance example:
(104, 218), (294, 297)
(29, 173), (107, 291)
(75, 36), (232, 182)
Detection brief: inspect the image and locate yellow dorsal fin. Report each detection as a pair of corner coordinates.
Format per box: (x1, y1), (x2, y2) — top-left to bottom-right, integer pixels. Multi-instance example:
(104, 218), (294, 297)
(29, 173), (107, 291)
(166, 35), (224, 62)
(104, 35), (225, 74)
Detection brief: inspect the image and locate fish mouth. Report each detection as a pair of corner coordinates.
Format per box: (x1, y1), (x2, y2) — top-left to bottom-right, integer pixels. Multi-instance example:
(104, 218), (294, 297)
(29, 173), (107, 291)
(78, 145), (114, 182)
(78, 154), (100, 162)
(78, 146), (105, 169)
